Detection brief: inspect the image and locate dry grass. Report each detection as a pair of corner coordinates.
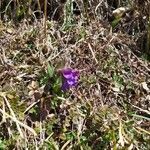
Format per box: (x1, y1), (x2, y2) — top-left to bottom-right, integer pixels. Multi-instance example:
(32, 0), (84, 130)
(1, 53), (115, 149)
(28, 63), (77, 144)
(0, 0), (150, 149)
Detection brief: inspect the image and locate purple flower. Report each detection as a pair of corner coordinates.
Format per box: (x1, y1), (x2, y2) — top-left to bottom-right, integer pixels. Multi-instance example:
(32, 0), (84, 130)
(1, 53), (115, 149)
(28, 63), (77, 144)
(60, 68), (79, 91)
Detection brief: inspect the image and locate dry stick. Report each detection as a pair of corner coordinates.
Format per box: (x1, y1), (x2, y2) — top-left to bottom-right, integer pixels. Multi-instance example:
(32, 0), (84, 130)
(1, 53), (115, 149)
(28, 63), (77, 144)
(134, 127), (150, 135)
(97, 83), (104, 106)
(44, 0), (47, 41)
(24, 99), (41, 114)
(2, 94), (24, 138)
(0, 0), (1, 19)
(130, 50), (150, 73)
(0, 0), (13, 14)
(38, 133), (54, 149)
(0, 108), (37, 136)
(37, 0), (42, 12)
(132, 104), (150, 115)
(45, 133), (53, 142)
(47, 48), (64, 61)
(88, 43), (98, 64)
(61, 140), (72, 150)
(2, 100), (6, 122)
(95, 1), (103, 14)
(0, 100), (6, 125)
(39, 97), (46, 145)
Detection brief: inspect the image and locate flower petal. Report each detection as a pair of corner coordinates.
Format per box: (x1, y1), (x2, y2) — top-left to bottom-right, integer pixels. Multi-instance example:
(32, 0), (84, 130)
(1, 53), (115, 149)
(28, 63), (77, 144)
(67, 78), (77, 86)
(61, 68), (73, 79)
(61, 80), (70, 91)
(60, 68), (79, 91)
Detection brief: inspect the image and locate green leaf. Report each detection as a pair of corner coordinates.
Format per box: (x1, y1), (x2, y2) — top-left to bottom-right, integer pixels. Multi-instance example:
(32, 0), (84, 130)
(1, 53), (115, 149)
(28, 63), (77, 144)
(53, 77), (62, 93)
(131, 114), (150, 121)
(0, 139), (6, 150)
(47, 63), (54, 78)
(111, 17), (121, 28)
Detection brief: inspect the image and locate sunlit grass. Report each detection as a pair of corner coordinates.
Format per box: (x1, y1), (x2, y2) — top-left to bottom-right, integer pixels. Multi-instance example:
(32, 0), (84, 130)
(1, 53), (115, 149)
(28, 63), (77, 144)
(0, 0), (150, 149)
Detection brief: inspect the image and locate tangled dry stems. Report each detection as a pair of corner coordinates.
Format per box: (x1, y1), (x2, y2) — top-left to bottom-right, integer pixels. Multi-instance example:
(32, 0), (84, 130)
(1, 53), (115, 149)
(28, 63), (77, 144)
(0, 0), (150, 149)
